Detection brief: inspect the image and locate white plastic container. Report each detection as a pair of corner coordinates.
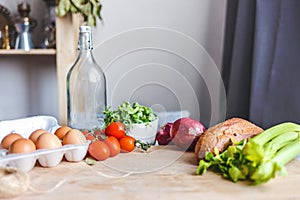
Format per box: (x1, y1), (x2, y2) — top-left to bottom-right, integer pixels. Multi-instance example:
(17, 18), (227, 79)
(156, 110), (190, 127)
(127, 118), (159, 144)
(0, 115), (89, 172)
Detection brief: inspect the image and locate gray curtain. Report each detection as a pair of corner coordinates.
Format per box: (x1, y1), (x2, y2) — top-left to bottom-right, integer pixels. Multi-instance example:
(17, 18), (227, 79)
(222, 0), (300, 129)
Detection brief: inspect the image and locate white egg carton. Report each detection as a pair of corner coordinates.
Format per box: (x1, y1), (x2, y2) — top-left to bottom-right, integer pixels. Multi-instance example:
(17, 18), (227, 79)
(0, 115), (89, 172)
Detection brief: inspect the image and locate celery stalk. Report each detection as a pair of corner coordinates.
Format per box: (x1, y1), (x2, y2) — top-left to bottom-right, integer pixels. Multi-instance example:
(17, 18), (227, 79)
(251, 122), (300, 145)
(273, 137), (300, 166)
(263, 131), (299, 158)
(249, 135), (300, 185)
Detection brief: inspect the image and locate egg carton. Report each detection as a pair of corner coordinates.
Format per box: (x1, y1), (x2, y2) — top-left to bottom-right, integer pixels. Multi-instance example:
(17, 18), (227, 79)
(0, 115), (89, 172)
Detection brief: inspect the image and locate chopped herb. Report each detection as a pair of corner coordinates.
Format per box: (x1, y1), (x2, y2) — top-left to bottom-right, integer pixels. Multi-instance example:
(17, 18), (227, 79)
(85, 157), (97, 165)
(135, 140), (152, 152)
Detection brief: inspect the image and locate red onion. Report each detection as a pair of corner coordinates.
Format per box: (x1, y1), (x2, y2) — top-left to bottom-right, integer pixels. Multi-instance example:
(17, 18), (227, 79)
(155, 123), (173, 145)
(170, 117), (206, 151)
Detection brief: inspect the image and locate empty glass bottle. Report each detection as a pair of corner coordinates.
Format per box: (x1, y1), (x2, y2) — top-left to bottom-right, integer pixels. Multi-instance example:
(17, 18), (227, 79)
(67, 26), (107, 131)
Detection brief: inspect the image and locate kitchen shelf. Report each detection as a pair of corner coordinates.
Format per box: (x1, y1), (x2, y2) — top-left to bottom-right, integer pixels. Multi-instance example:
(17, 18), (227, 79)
(0, 49), (56, 55)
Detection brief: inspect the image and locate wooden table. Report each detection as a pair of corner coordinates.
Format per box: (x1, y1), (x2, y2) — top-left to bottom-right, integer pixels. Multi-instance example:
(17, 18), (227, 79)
(13, 146), (300, 200)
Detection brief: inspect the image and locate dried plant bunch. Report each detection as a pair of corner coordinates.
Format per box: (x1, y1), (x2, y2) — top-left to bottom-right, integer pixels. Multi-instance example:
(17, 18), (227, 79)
(56, 0), (102, 26)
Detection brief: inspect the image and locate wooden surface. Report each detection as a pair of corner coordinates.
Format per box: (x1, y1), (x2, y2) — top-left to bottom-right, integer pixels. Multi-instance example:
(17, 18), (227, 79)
(12, 146), (300, 200)
(0, 49), (56, 55)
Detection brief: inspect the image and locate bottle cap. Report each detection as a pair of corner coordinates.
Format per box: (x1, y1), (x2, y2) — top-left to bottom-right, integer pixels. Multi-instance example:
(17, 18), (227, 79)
(79, 26), (91, 33)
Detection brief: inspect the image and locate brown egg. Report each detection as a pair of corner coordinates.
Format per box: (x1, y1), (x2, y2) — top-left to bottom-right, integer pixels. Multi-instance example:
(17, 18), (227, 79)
(36, 132), (62, 149)
(29, 129), (49, 144)
(54, 126), (72, 140)
(8, 138), (36, 154)
(1, 133), (23, 149)
(62, 129), (87, 145)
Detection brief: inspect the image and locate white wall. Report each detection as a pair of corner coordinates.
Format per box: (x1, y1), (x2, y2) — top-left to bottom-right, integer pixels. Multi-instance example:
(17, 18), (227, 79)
(92, 0), (227, 126)
(0, 0), (226, 127)
(0, 56), (58, 120)
(94, 0), (225, 68)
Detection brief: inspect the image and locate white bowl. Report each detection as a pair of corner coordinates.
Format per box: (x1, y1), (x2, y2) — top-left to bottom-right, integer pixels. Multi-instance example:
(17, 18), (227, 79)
(127, 118), (159, 144)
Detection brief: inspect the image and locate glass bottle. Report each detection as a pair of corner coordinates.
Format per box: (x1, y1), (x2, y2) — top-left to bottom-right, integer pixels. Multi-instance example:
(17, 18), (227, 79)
(41, 0), (56, 48)
(67, 26), (107, 131)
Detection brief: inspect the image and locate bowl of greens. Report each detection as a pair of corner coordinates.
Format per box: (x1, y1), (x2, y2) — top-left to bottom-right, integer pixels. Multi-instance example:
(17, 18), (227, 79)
(104, 101), (158, 144)
(128, 118), (158, 144)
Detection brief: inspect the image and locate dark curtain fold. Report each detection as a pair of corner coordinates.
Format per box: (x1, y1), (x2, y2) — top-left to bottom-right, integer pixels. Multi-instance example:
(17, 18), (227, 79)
(222, 0), (300, 129)
(222, 0), (256, 120)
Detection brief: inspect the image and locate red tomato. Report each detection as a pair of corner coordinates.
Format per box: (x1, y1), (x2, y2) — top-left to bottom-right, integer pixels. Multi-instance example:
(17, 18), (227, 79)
(82, 131), (96, 141)
(104, 136), (121, 157)
(94, 129), (106, 141)
(105, 122), (126, 139)
(119, 136), (135, 153)
(88, 140), (110, 161)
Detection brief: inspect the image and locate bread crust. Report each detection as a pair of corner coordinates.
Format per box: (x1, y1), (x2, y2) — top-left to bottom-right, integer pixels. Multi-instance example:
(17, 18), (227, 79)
(194, 118), (263, 160)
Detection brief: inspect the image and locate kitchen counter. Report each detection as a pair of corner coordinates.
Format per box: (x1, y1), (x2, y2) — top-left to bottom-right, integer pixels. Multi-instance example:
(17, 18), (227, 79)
(14, 146), (300, 200)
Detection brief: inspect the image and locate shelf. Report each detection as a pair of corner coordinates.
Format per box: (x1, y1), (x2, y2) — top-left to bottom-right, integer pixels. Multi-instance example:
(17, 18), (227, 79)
(0, 49), (56, 55)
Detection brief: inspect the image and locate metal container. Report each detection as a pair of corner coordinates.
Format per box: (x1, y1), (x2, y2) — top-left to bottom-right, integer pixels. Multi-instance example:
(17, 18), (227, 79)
(14, 2), (37, 50)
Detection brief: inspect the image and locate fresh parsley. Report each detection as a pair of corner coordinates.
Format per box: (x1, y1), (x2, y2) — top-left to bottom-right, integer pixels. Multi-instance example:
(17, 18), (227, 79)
(103, 101), (157, 131)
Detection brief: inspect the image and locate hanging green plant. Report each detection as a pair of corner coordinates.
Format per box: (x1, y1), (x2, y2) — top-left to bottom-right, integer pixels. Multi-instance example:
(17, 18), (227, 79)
(56, 0), (102, 26)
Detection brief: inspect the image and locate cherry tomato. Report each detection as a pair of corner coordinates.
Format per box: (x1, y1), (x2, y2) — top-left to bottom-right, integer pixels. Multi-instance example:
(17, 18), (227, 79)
(88, 140), (110, 161)
(82, 131), (96, 141)
(104, 136), (121, 157)
(94, 129), (105, 138)
(105, 122), (126, 139)
(119, 136), (135, 153)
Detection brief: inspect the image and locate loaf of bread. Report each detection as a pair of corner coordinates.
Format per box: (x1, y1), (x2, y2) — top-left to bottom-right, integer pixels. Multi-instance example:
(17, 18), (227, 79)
(194, 118), (263, 160)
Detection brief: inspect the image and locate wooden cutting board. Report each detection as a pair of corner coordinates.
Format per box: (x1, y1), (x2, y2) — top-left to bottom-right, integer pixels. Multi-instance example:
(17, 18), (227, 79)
(13, 146), (300, 200)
